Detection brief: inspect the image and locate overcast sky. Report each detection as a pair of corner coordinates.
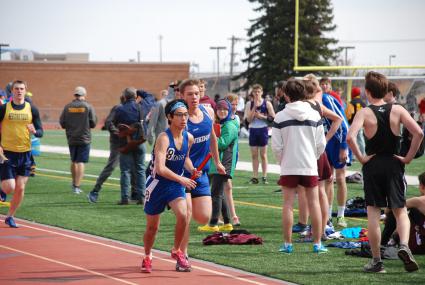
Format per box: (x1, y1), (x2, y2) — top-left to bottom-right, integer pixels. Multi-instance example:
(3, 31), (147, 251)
(1, 0), (424, 73)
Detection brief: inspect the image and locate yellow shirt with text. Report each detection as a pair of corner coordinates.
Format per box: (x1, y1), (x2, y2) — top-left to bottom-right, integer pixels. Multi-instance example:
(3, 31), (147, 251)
(1, 102), (32, 152)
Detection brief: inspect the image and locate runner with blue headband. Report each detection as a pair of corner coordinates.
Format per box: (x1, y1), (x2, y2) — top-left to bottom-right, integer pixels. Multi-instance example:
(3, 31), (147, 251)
(141, 99), (200, 273)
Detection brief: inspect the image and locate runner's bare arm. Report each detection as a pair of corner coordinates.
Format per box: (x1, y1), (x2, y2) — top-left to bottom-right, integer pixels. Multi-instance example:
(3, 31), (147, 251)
(347, 109), (374, 164)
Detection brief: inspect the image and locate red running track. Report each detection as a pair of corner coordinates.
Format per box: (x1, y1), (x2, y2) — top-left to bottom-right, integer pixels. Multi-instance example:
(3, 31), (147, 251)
(0, 216), (292, 285)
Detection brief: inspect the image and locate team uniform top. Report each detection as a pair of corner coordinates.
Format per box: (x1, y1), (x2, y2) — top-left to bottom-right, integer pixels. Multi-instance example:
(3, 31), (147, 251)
(249, 100), (269, 128)
(149, 128), (189, 187)
(184, 105), (212, 176)
(366, 104), (401, 156)
(144, 128), (189, 215)
(0, 101), (43, 152)
(362, 103), (405, 208)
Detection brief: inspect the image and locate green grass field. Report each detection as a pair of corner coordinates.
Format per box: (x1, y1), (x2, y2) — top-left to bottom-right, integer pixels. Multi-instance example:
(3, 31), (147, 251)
(1, 130), (425, 285)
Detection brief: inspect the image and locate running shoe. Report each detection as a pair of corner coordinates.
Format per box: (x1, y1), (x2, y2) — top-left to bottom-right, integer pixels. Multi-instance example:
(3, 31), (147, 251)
(313, 244), (328, 254)
(292, 222), (308, 233)
(141, 256), (152, 273)
(218, 223), (233, 232)
(398, 245), (419, 272)
(278, 244), (293, 254)
(248, 178), (259, 184)
(336, 216), (347, 228)
(0, 190), (6, 202)
(262, 177), (269, 184)
(5, 216), (18, 228)
(171, 249), (191, 272)
(87, 191), (98, 203)
(363, 259), (386, 273)
(197, 224), (219, 232)
(72, 185), (83, 194)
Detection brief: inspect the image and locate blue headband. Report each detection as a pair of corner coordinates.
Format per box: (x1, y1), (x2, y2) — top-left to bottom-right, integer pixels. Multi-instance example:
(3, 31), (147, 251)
(169, 101), (187, 114)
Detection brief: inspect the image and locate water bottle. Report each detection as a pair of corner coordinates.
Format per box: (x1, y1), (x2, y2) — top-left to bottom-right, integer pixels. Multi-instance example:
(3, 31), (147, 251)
(31, 136), (41, 156)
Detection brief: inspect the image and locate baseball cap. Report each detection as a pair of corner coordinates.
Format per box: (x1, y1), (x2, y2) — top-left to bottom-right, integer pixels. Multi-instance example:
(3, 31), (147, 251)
(351, 87), (361, 98)
(74, 86), (87, 96)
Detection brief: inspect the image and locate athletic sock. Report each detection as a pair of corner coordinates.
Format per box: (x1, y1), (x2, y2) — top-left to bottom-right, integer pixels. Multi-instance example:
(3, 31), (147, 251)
(337, 206), (345, 217)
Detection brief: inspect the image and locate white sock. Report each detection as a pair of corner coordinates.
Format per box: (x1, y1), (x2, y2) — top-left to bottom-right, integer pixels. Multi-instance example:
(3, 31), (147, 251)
(337, 206), (345, 217)
(144, 253), (153, 259)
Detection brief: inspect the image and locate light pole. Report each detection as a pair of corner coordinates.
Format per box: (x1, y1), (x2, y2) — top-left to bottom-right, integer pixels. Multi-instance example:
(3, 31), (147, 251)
(0, 43), (10, 61)
(159, 35), (163, 62)
(340, 46), (355, 75)
(210, 46), (226, 78)
(389, 54), (396, 75)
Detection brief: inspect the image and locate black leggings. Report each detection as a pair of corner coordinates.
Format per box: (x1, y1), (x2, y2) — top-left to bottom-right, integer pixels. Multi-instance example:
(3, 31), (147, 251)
(209, 174), (230, 226)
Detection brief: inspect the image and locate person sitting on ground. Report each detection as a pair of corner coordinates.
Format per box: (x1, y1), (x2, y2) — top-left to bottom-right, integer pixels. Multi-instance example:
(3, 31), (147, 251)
(381, 172), (425, 254)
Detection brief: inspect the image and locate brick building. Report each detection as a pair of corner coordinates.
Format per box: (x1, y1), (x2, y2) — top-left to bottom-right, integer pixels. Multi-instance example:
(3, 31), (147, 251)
(0, 61), (189, 127)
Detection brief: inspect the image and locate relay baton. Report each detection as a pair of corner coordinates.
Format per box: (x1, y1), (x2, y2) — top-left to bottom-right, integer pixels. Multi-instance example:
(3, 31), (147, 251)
(190, 153), (212, 180)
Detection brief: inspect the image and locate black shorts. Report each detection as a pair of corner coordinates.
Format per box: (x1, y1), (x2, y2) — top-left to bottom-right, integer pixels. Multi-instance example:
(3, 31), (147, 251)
(362, 155), (406, 208)
(69, 144), (90, 163)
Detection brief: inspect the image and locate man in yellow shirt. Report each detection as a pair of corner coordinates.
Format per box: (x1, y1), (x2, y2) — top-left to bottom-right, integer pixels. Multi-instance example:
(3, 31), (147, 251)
(0, 80), (43, 228)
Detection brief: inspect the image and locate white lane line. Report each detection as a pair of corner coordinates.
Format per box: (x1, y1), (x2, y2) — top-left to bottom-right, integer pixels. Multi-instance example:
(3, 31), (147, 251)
(19, 223), (273, 285)
(0, 244), (138, 285)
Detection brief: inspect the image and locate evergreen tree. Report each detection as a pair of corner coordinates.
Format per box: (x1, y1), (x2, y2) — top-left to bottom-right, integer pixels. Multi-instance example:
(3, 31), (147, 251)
(236, 0), (339, 93)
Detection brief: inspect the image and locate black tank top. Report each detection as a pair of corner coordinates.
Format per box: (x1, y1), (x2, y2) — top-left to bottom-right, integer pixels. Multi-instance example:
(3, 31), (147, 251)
(365, 104), (401, 156)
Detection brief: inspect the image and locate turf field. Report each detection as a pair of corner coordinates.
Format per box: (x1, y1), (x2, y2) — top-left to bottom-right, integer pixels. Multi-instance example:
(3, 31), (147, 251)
(1, 130), (424, 285)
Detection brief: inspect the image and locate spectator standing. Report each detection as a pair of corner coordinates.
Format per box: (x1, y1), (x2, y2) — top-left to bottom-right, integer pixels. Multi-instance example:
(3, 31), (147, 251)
(87, 95), (124, 203)
(320, 79), (351, 228)
(405, 91), (419, 118)
(60, 86), (97, 194)
(236, 93), (245, 127)
(383, 81), (400, 104)
(169, 81), (183, 100)
(272, 79), (327, 254)
(113, 87), (146, 205)
(198, 79), (216, 109)
(244, 84), (275, 184)
(198, 99), (239, 232)
(147, 89), (168, 145)
(320, 77), (344, 107)
(419, 97), (425, 122)
(225, 93), (241, 225)
(347, 71), (422, 273)
(273, 81), (287, 113)
(346, 87), (367, 155)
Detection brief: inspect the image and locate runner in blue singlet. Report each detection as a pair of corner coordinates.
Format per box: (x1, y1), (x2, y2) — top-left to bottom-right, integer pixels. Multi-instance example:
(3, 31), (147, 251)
(179, 79), (225, 262)
(141, 99), (200, 273)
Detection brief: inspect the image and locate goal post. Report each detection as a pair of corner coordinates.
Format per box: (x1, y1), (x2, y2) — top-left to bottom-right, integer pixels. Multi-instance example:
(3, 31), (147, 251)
(293, 0), (425, 72)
